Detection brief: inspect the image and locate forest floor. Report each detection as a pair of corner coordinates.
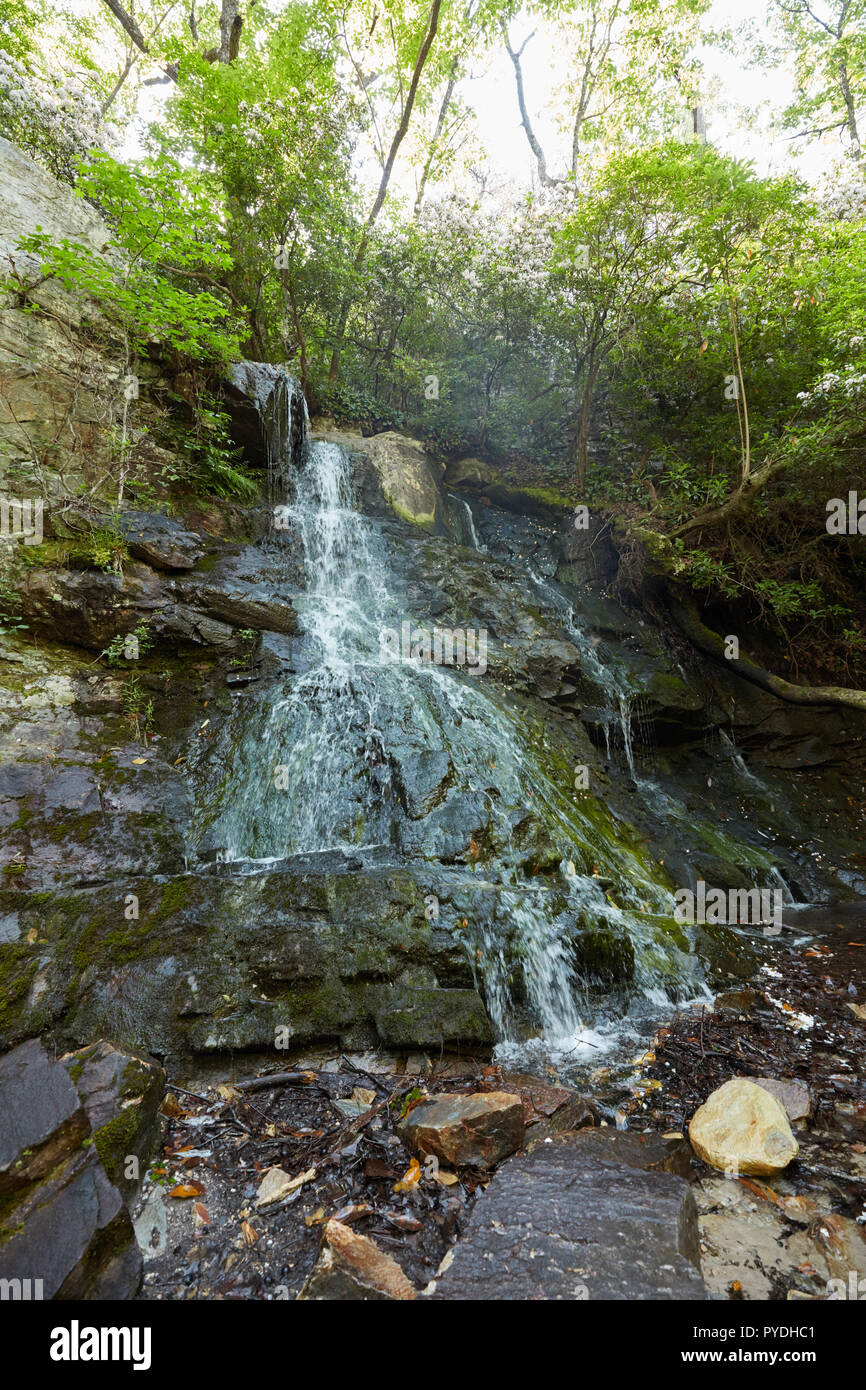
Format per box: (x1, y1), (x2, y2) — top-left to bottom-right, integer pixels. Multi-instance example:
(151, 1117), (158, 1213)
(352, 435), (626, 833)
(133, 919), (866, 1302)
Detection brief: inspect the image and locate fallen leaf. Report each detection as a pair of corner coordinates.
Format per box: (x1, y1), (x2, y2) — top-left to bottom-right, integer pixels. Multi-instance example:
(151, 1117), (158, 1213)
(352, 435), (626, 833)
(169, 1181), (204, 1199)
(330, 1202), (372, 1224)
(241, 1219), (258, 1244)
(256, 1165), (316, 1207)
(305, 1207), (326, 1227)
(193, 1202), (210, 1224)
(394, 1158), (421, 1193)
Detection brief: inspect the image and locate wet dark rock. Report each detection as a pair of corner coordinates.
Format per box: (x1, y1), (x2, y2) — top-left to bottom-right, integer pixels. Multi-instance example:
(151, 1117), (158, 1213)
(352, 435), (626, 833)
(715, 988), (759, 1015)
(529, 1123), (694, 1178)
(168, 549), (300, 636)
(392, 749), (452, 818)
(18, 564), (162, 651)
(225, 362), (306, 474)
(0, 1038), (141, 1299)
(116, 511), (204, 571)
(428, 1129), (708, 1300)
(555, 512), (619, 586)
(0, 747), (192, 897)
(375, 988), (493, 1047)
(0, 864), (496, 1059)
(0, 1037), (89, 1193)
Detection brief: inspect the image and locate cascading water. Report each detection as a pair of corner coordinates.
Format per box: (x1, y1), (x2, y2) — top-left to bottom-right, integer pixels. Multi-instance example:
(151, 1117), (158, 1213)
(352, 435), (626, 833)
(448, 493), (486, 552)
(527, 566), (645, 781)
(188, 378), (712, 1058)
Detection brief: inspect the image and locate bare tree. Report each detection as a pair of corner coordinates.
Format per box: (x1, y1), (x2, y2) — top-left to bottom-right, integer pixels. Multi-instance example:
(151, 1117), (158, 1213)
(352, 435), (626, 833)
(99, 0), (257, 83)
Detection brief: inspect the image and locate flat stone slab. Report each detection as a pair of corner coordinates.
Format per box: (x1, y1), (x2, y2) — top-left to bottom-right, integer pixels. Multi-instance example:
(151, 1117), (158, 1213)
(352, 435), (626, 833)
(116, 510), (204, 571)
(0, 1038), (87, 1191)
(429, 1130), (709, 1300)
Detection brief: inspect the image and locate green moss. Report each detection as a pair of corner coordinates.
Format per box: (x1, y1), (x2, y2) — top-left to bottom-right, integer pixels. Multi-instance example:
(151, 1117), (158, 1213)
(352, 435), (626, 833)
(0, 941), (39, 1031)
(156, 876), (194, 921)
(92, 1106), (142, 1183)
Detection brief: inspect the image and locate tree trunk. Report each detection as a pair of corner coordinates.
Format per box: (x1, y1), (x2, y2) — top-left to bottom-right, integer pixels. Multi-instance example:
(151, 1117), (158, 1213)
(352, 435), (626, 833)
(668, 455), (789, 539)
(574, 359), (598, 491)
(669, 595), (866, 712)
(329, 0), (443, 384)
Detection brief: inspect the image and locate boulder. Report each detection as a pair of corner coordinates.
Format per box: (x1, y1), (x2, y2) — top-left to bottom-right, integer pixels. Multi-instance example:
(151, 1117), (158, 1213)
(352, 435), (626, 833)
(428, 1129), (707, 1300)
(298, 1219), (416, 1300)
(0, 1038), (141, 1299)
(444, 457), (496, 489)
(688, 1078), (799, 1176)
(116, 511), (204, 571)
(363, 432), (447, 532)
(61, 1041), (165, 1200)
(398, 1091), (524, 1169)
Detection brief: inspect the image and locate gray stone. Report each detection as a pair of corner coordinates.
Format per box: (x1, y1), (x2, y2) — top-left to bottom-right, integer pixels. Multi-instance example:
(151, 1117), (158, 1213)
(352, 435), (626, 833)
(0, 1039), (142, 1299)
(429, 1130), (708, 1300)
(0, 1038), (88, 1193)
(61, 1041), (165, 1200)
(116, 510), (204, 570)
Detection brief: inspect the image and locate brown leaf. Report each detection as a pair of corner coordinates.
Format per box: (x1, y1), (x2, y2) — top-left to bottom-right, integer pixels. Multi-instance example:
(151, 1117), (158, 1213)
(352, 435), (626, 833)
(241, 1220), (258, 1245)
(330, 1202), (372, 1224)
(193, 1202), (210, 1224)
(169, 1181), (205, 1199)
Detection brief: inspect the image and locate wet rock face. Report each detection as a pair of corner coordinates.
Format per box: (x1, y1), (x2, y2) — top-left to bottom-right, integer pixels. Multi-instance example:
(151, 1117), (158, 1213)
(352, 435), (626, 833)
(428, 1128), (708, 1300)
(115, 512), (205, 571)
(0, 1038), (142, 1299)
(225, 362), (306, 477)
(0, 863), (497, 1058)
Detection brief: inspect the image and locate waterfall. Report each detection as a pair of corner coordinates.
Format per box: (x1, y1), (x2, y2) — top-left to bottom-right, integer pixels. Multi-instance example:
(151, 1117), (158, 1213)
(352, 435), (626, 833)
(228, 360), (308, 503)
(527, 566), (642, 780)
(187, 394), (709, 1055)
(449, 493), (486, 552)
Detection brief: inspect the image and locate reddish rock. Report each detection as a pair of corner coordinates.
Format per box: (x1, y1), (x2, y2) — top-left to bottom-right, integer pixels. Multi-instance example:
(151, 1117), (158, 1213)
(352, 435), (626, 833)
(299, 1220), (416, 1300)
(398, 1091), (525, 1169)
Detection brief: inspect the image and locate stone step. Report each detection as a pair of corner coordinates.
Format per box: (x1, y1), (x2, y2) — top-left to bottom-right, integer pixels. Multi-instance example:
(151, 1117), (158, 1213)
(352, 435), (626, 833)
(428, 1128), (710, 1301)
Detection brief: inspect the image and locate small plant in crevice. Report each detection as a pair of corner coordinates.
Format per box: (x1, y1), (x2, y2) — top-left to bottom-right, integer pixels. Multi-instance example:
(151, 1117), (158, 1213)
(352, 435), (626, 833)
(122, 671), (154, 743)
(229, 628), (259, 672)
(98, 616), (154, 667)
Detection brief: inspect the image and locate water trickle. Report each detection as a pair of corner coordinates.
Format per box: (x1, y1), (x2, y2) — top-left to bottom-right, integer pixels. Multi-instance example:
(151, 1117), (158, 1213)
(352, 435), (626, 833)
(527, 567), (642, 780)
(448, 493), (486, 552)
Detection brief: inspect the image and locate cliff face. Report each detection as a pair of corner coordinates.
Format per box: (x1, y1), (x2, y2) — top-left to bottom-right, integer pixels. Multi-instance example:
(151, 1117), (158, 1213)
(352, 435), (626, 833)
(0, 136), (183, 514)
